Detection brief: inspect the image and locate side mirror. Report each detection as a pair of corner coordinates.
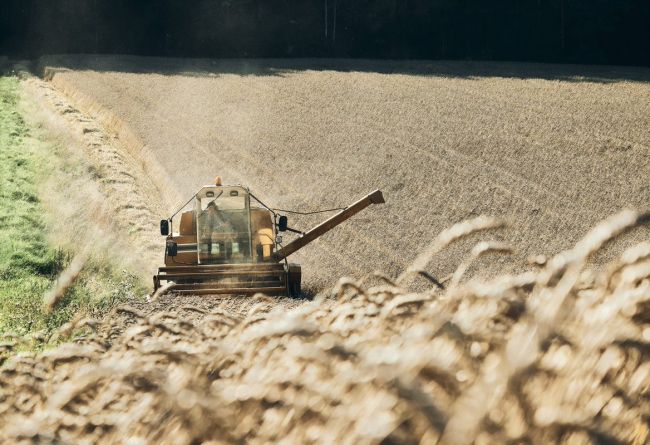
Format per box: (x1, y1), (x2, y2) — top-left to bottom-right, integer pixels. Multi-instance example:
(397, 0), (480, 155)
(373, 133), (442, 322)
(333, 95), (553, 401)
(278, 215), (288, 232)
(166, 240), (178, 257)
(160, 219), (169, 236)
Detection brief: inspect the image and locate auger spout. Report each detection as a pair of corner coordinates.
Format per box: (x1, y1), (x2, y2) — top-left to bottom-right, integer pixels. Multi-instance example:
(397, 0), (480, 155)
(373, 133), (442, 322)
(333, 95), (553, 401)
(274, 190), (385, 261)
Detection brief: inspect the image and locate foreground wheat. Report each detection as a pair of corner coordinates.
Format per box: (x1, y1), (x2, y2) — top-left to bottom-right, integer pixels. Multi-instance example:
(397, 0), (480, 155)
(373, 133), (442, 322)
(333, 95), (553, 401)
(0, 211), (648, 444)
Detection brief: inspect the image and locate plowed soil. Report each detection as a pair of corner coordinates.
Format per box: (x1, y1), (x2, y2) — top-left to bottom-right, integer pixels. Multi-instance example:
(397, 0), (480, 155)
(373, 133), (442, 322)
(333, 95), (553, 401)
(38, 56), (650, 291)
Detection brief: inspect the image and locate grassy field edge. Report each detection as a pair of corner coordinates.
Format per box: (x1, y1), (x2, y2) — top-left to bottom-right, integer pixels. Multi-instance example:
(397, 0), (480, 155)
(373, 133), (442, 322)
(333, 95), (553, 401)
(0, 75), (144, 348)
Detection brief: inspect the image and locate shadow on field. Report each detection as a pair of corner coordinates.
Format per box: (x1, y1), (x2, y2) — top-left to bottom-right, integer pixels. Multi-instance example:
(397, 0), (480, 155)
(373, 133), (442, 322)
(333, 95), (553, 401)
(37, 54), (650, 84)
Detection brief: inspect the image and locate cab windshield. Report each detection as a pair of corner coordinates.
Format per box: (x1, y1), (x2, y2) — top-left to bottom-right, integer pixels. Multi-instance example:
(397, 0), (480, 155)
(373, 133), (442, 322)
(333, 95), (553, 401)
(195, 186), (253, 264)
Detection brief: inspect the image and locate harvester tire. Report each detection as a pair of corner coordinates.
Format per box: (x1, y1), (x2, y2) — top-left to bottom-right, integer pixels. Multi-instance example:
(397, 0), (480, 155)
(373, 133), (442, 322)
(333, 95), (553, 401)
(287, 263), (302, 298)
(288, 279), (301, 298)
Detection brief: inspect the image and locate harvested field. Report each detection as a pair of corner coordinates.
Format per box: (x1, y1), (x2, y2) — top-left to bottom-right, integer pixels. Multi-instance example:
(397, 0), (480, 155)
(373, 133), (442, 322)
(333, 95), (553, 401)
(38, 56), (650, 292)
(2, 57), (648, 444)
(0, 212), (649, 444)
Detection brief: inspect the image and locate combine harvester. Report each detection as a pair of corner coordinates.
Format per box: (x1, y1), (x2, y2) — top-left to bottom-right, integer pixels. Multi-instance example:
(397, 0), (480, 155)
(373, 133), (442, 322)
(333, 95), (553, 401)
(154, 177), (384, 297)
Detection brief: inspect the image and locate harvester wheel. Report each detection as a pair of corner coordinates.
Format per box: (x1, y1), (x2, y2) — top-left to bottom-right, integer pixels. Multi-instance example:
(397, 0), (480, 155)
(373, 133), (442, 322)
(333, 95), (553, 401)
(288, 277), (301, 298)
(287, 263), (302, 298)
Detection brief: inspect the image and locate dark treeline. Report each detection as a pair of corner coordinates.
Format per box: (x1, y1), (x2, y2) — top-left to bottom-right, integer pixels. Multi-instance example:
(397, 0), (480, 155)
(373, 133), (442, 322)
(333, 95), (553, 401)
(1, 0), (649, 66)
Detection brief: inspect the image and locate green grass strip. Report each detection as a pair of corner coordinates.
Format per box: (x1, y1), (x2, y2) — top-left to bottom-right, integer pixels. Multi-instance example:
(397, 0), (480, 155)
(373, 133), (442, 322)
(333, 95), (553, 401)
(0, 76), (143, 342)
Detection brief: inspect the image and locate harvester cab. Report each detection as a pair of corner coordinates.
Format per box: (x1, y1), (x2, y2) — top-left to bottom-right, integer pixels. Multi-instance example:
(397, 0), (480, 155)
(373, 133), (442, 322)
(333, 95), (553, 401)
(154, 177), (384, 297)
